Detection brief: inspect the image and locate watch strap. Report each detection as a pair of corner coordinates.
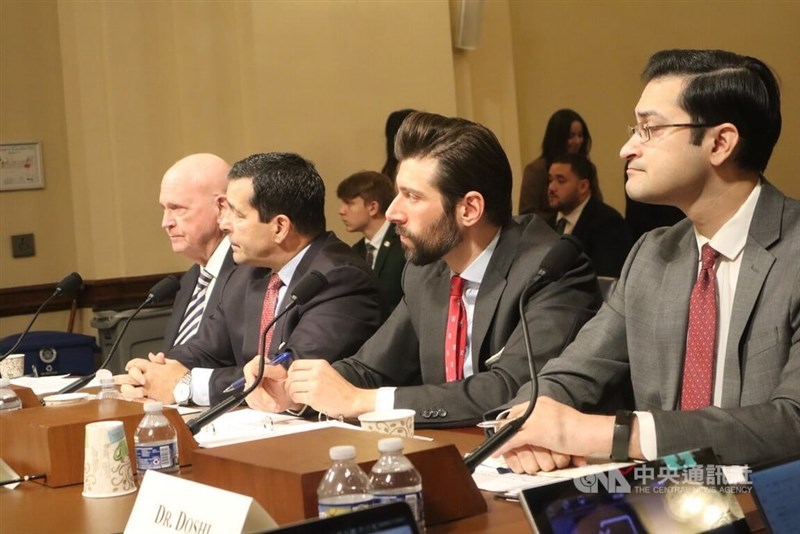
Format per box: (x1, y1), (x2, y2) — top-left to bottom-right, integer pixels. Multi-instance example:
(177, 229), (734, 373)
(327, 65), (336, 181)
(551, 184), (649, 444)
(611, 409), (634, 462)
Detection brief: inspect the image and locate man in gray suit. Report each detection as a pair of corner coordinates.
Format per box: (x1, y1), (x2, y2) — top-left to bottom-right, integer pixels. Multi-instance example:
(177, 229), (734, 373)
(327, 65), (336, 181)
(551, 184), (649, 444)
(243, 112), (601, 427)
(495, 49), (800, 472)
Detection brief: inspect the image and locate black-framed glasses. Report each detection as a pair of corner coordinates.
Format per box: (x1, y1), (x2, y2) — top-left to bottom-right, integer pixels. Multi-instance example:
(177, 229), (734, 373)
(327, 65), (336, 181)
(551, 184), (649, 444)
(628, 123), (714, 143)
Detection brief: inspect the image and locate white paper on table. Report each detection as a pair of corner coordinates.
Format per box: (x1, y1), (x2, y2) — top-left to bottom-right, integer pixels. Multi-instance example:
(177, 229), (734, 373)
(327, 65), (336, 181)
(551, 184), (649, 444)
(192, 408), (360, 448)
(11, 374), (102, 396)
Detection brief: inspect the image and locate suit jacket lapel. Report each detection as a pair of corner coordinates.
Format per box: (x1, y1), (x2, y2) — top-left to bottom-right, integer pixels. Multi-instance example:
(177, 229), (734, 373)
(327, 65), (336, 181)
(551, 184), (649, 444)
(246, 270), (269, 357)
(373, 224), (398, 275)
(420, 263), (451, 384)
(471, 224), (518, 369)
(658, 228), (697, 409)
(721, 182), (781, 407)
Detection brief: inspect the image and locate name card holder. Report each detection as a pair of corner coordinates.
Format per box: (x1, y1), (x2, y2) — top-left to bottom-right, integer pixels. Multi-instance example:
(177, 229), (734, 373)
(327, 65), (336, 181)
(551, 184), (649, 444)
(125, 470), (276, 534)
(192, 426), (486, 525)
(0, 399), (197, 487)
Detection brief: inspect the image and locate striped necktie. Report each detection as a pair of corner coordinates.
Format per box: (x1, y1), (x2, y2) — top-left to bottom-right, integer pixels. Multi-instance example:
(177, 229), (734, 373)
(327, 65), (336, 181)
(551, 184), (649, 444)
(173, 267), (213, 346)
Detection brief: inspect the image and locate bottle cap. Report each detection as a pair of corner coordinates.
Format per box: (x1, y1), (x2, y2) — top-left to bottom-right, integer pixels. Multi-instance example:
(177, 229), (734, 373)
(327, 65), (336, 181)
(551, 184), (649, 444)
(377, 437), (404, 453)
(329, 445), (356, 460)
(144, 401), (164, 413)
(0, 378), (10, 388)
(95, 369), (112, 381)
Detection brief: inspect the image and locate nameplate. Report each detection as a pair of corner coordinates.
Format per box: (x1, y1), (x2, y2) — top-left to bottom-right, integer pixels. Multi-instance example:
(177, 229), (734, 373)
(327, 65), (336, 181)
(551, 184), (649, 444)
(125, 470), (277, 534)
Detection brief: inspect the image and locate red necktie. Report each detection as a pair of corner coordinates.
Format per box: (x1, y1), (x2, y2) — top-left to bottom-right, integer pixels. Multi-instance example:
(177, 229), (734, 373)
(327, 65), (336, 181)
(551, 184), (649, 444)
(258, 273), (283, 356)
(444, 275), (467, 382)
(680, 244), (720, 410)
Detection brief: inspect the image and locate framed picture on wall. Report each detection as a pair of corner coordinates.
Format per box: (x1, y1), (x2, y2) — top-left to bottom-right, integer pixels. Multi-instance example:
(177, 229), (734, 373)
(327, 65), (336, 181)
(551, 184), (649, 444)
(0, 141), (45, 191)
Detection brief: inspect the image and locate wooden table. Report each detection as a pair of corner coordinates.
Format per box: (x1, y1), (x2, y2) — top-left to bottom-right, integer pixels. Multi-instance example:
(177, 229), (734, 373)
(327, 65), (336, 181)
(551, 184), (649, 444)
(0, 427), (763, 533)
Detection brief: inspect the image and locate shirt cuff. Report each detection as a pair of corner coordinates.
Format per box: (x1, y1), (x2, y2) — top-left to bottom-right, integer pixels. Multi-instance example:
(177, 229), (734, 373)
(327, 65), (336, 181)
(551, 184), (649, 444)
(375, 387), (397, 411)
(191, 367), (213, 406)
(634, 411), (658, 461)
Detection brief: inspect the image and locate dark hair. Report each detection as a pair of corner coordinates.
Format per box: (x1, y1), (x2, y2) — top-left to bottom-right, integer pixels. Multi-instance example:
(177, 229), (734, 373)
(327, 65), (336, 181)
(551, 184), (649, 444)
(381, 109), (417, 180)
(550, 153), (600, 196)
(336, 171), (396, 214)
(541, 109), (592, 163)
(228, 152), (325, 237)
(643, 49), (781, 172)
(395, 112), (512, 227)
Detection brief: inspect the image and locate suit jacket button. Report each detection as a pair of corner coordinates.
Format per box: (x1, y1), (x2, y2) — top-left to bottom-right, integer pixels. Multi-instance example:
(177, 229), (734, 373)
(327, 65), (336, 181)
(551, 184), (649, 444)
(422, 410), (432, 418)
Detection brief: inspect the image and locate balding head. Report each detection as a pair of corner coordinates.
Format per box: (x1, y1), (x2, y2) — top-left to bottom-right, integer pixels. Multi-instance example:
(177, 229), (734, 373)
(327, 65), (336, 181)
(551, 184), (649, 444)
(160, 153), (231, 265)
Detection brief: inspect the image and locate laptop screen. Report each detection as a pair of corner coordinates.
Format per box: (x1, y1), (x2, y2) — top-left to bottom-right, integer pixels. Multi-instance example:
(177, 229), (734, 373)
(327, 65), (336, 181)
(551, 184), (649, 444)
(749, 455), (800, 534)
(265, 502), (419, 534)
(520, 449), (749, 534)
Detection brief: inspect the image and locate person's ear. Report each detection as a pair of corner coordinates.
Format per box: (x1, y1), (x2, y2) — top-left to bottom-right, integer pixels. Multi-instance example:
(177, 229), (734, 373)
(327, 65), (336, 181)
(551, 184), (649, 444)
(458, 191), (485, 228)
(708, 123), (740, 167)
(272, 214), (292, 243)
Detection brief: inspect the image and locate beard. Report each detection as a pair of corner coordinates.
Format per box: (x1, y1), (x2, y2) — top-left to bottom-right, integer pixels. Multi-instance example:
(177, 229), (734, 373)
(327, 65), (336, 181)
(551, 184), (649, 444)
(396, 211), (462, 266)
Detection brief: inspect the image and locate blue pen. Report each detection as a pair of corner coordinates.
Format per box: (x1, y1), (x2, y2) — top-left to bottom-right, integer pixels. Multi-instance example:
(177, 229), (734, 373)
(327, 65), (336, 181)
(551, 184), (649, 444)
(223, 351), (294, 393)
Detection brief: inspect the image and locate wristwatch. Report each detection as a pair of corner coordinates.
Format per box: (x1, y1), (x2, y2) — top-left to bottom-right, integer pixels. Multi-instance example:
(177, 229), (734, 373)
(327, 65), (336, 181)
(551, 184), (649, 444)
(611, 409), (634, 462)
(173, 372), (192, 406)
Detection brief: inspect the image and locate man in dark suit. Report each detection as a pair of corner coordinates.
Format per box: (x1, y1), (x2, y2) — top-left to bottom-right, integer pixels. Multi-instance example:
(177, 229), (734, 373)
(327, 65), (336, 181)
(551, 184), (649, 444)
(243, 112), (601, 427)
(337, 170), (405, 312)
(158, 153), (236, 351)
(547, 153), (632, 277)
(121, 153), (383, 405)
(495, 49), (800, 472)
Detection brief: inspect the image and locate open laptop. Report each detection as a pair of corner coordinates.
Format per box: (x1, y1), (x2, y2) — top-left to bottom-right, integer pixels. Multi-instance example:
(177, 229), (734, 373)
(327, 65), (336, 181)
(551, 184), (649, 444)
(264, 502), (419, 534)
(520, 448), (749, 533)
(749, 454), (800, 534)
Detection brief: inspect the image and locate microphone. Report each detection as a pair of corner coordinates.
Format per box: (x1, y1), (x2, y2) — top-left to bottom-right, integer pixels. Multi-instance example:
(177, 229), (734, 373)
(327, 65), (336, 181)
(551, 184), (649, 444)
(57, 275), (180, 394)
(187, 270), (329, 435)
(464, 235), (584, 472)
(1, 272), (83, 361)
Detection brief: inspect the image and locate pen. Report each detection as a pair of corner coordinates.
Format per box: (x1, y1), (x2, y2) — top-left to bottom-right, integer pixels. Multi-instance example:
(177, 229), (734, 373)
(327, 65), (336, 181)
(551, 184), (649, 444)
(222, 351), (294, 393)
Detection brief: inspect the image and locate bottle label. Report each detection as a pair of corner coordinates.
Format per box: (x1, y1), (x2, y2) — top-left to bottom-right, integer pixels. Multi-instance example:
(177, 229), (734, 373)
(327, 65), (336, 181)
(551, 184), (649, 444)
(135, 441), (178, 472)
(318, 497), (375, 518)
(373, 491), (424, 522)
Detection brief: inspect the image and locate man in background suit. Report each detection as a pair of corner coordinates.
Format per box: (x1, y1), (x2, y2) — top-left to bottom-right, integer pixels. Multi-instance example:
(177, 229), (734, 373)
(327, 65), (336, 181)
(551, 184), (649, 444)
(121, 152), (383, 405)
(337, 170), (405, 312)
(158, 153), (235, 350)
(243, 112), (601, 427)
(496, 49), (800, 472)
(548, 153), (632, 277)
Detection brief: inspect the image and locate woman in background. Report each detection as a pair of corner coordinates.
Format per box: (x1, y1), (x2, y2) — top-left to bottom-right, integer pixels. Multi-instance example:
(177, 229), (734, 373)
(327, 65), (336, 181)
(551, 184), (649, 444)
(519, 109), (597, 219)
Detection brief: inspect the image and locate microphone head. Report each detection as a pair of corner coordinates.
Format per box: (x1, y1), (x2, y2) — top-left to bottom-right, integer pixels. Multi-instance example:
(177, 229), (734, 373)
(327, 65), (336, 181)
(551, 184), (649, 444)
(291, 270), (328, 305)
(147, 275), (181, 304)
(538, 235), (584, 281)
(55, 272), (83, 296)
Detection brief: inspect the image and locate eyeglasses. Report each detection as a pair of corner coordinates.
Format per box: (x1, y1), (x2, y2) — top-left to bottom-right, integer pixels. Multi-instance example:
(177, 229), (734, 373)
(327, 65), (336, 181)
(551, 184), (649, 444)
(628, 123), (713, 143)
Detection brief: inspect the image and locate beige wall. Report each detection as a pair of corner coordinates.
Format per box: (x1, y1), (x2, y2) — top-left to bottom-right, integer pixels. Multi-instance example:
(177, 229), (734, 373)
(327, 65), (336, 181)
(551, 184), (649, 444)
(2, 0), (799, 339)
(509, 0), (800, 214)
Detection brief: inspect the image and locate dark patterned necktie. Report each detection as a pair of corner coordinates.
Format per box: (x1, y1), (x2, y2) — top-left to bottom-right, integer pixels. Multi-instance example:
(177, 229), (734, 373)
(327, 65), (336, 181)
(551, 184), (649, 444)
(173, 267), (213, 346)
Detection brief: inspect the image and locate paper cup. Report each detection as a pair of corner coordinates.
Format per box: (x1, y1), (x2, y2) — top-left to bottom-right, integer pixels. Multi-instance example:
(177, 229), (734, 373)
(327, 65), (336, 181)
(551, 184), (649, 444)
(0, 354), (25, 379)
(358, 409), (415, 437)
(82, 420), (137, 498)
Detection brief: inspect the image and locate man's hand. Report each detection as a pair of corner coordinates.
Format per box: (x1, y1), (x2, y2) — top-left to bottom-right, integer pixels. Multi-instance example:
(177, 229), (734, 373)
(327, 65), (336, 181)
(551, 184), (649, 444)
(117, 352), (188, 403)
(285, 359), (376, 418)
(243, 355), (296, 413)
(493, 396), (614, 474)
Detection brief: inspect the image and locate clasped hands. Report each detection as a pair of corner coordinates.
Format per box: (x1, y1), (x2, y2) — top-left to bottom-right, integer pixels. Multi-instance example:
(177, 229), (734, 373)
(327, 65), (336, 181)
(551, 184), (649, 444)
(242, 355), (376, 418)
(115, 352), (188, 404)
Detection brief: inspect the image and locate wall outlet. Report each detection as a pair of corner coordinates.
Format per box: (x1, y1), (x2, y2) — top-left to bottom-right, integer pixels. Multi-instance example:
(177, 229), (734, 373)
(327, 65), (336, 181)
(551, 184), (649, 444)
(11, 233), (35, 258)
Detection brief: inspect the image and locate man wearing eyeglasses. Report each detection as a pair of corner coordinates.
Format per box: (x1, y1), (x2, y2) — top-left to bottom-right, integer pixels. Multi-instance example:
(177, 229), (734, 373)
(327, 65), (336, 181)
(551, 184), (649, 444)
(494, 49), (800, 472)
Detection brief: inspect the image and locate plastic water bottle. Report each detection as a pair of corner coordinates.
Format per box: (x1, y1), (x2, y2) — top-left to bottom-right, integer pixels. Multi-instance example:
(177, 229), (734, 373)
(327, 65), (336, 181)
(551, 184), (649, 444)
(317, 445), (375, 518)
(134, 402), (179, 483)
(370, 437), (425, 531)
(0, 378), (22, 411)
(97, 377), (123, 400)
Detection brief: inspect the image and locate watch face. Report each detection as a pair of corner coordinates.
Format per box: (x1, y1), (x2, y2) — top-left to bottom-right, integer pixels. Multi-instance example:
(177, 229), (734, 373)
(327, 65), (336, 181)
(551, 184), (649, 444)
(173, 383), (190, 403)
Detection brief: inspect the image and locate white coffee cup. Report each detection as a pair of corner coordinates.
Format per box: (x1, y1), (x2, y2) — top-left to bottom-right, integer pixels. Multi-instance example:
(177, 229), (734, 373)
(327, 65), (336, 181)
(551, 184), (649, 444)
(0, 353), (25, 379)
(358, 409), (416, 437)
(82, 420), (137, 498)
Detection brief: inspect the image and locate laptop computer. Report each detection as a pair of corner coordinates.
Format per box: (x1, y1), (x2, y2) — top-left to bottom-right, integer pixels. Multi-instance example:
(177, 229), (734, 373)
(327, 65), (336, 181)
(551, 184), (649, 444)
(749, 454), (800, 534)
(519, 448), (749, 533)
(264, 502), (419, 534)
